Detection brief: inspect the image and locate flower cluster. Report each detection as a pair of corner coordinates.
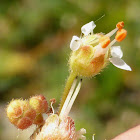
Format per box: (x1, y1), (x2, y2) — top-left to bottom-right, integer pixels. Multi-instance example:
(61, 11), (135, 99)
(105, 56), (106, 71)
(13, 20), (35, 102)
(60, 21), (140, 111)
(69, 21), (131, 77)
(6, 95), (48, 130)
(6, 20), (131, 140)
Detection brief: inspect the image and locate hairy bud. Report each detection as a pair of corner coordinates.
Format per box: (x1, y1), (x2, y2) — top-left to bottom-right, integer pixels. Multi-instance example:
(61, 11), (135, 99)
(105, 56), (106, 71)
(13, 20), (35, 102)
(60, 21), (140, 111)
(29, 95), (48, 114)
(6, 99), (36, 130)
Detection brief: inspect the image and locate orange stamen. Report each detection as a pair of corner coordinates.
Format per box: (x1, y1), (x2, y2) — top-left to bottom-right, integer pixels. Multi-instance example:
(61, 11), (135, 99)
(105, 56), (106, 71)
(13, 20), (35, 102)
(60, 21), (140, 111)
(99, 36), (110, 48)
(116, 21), (124, 29)
(115, 29), (127, 42)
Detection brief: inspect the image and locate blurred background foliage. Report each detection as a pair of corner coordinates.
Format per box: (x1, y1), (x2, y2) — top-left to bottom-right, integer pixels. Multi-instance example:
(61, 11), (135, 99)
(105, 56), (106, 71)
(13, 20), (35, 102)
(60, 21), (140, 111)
(0, 0), (140, 139)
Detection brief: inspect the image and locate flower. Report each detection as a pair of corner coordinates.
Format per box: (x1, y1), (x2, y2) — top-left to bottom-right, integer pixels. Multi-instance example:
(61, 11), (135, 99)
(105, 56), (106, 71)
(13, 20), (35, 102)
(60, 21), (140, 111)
(36, 114), (86, 140)
(69, 21), (131, 77)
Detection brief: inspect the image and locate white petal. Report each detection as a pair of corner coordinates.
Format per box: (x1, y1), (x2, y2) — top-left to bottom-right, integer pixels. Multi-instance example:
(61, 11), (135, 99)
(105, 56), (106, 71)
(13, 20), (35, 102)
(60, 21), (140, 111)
(109, 57), (132, 71)
(70, 36), (81, 51)
(81, 21), (96, 36)
(111, 46), (123, 58)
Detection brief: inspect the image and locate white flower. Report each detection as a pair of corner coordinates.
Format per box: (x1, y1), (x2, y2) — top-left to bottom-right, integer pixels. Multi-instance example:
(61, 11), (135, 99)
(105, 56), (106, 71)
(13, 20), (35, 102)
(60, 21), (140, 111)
(109, 46), (132, 71)
(69, 20), (132, 72)
(81, 21), (96, 36)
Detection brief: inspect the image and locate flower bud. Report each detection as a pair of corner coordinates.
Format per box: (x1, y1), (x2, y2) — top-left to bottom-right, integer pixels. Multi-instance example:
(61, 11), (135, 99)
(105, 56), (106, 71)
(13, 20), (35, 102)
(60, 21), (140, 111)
(29, 95), (48, 114)
(6, 99), (36, 130)
(17, 117), (33, 130)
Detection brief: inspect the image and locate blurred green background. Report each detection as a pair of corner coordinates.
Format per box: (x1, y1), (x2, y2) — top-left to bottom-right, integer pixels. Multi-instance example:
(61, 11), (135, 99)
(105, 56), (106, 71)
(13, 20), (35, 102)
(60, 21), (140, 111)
(0, 0), (140, 139)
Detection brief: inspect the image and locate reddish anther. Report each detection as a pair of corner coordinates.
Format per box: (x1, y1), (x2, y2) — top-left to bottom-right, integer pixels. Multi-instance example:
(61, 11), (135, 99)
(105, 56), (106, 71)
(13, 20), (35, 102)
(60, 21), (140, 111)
(116, 21), (124, 29)
(115, 29), (127, 42)
(100, 36), (111, 48)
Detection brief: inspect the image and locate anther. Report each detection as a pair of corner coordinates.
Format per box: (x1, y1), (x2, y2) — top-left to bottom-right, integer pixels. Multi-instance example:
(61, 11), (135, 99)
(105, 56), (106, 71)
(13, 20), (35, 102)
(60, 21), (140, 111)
(115, 29), (127, 42)
(106, 21), (124, 38)
(116, 21), (124, 29)
(99, 36), (110, 48)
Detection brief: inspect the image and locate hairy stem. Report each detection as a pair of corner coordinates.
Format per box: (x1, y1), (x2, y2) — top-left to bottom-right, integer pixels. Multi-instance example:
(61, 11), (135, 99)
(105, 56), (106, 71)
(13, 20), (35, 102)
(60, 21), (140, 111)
(59, 77), (78, 119)
(58, 72), (77, 114)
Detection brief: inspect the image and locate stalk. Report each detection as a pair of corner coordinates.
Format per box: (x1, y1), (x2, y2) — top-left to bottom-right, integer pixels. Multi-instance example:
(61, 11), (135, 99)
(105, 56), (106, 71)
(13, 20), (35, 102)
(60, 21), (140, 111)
(58, 72), (77, 114)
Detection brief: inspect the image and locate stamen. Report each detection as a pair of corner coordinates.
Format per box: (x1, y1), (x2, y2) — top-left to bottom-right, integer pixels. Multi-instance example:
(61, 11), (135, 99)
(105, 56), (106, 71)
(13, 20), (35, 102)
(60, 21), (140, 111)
(116, 21), (124, 29)
(109, 28), (127, 47)
(99, 36), (110, 48)
(64, 79), (82, 117)
(50, 98), (56, 114)
(115, 29), (127, 42)
(105, 21), (124, 37)
(59, 77), (78, 119)
(51, 102), (54, 114)
(109, 39), (117, 47)
(105, 28), (118, 37)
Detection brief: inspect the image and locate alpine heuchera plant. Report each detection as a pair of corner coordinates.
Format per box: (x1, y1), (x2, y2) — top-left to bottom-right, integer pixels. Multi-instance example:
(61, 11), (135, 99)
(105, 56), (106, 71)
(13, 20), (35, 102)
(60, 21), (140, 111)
(6, 21), (131, 140)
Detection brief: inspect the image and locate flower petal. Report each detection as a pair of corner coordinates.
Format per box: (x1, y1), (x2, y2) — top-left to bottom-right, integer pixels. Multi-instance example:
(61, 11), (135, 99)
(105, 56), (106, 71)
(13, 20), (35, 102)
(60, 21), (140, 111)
(81, 21), (96, 36)
(111, 46), (123, 58)
(109, 57), (132, 71)
(70, 36), (81, 51)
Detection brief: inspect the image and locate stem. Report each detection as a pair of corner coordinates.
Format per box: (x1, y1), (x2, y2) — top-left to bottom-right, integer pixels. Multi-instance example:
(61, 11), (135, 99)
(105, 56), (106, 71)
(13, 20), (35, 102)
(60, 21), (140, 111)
(59, 77), (78, 119)
(64, 79), (82, 117)
(58, 72), (77, 114)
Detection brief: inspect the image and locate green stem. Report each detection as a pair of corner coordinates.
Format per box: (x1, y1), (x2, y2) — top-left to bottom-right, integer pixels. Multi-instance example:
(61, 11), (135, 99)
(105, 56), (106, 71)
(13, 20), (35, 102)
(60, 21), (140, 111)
(58, 72), (77, 114)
